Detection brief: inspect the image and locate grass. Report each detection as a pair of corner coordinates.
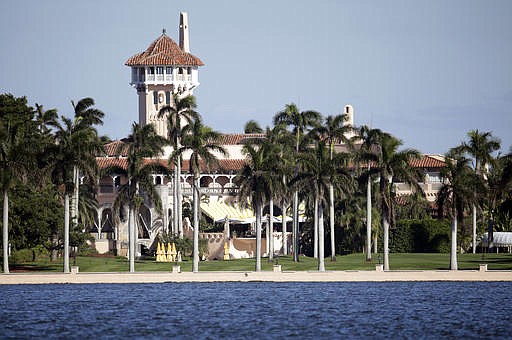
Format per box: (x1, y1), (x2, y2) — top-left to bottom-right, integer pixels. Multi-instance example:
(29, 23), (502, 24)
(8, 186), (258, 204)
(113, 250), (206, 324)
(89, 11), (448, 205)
(5, 252), (512, 273)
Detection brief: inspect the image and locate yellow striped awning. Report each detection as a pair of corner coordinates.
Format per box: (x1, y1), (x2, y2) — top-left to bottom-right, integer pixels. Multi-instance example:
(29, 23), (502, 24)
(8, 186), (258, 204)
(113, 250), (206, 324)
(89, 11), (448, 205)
(200, 201), (255, 224)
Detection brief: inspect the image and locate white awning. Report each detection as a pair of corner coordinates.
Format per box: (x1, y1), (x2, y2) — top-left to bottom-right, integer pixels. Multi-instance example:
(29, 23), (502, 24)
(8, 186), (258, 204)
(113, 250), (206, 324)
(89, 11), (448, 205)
(479, 232), (512, 247)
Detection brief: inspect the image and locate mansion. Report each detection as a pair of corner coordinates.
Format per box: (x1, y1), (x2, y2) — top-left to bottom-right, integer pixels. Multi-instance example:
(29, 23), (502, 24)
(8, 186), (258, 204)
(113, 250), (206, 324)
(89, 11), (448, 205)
(92, 13), (446, 259)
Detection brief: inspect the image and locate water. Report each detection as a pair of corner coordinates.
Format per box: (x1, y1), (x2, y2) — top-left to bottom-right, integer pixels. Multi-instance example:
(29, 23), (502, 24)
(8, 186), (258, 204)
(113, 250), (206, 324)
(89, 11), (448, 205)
(0, 282), (511, 339)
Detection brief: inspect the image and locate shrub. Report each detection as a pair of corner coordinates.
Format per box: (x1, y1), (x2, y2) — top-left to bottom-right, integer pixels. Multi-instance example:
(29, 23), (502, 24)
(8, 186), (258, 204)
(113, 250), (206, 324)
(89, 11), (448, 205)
(11, 248), (35, 264)
(391, 219), (450, 253)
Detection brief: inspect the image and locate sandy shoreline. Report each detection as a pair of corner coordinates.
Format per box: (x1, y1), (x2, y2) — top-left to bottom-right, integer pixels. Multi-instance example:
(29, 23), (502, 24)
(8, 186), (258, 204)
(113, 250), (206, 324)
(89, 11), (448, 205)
(1, 270), (512, 284)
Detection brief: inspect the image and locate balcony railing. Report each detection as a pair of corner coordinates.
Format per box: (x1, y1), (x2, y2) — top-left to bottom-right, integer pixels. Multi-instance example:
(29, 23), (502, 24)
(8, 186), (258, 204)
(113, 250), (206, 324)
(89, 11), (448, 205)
(179, 187), (239, 196)
(132, 74), (193, 83)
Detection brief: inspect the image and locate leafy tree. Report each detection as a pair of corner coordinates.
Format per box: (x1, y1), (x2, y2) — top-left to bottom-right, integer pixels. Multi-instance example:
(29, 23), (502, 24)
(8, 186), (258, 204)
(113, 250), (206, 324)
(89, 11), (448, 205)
(6, 184), (62, 252)
(0, 94), (38, 273)
(173, 119), (227, 272)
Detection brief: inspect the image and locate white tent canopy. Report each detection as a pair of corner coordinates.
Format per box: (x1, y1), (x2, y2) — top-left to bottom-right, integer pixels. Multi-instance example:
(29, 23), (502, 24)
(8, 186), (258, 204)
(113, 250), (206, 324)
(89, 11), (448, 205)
(479, 232), (512, 247)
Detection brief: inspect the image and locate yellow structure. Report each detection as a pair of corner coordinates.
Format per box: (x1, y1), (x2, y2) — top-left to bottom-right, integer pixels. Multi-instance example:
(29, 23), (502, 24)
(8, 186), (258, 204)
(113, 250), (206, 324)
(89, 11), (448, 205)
(223, 241), (230, 260)
(156, 242), (163, 262)
(170, 243), (177, 262)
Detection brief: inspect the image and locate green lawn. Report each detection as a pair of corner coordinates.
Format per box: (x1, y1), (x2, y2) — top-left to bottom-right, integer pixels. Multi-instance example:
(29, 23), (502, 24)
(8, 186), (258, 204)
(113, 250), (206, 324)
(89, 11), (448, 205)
(5, 252), (512, 273)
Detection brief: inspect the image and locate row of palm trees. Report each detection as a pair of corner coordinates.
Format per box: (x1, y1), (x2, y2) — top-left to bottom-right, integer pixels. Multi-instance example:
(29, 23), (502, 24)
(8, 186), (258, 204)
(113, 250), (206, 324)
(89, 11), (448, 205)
(240, 107), (512, 272)
(237, 104), (425, 271)
(3, 91), (511, 274)
(437, 131), (511, 270)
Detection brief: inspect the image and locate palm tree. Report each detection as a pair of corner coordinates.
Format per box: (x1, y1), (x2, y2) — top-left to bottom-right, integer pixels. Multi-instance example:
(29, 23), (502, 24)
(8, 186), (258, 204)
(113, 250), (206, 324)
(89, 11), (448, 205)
(35, 103), (58, 135)
(172, 119), (227, 272)
(293, 141), (352, 271)
(360, 128), (423, 270)
(109, 123), (168, 272)
(273, 103), (321, 261)
(244, 120), (263, 133)
(0, 94), (37, 273)
(69, 98), (104, 235)
(51, 115), (103, 272)
(266, 124), (294, 255)
(437, 150), (483, 270)
(355, 126), (384, 261)
(313, 114), (353, 261)
(158, 94), (199, 238)
(235, 142), (277, 271)
(458, 130), (501, 253)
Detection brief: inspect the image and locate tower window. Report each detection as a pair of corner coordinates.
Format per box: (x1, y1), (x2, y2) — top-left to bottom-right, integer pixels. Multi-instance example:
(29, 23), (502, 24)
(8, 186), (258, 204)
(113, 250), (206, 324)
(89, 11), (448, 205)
(156, 67), (164, 74)
(148, 67), (155, 74)
(346, 106), (350, 114)
(166, 67), (172, 74)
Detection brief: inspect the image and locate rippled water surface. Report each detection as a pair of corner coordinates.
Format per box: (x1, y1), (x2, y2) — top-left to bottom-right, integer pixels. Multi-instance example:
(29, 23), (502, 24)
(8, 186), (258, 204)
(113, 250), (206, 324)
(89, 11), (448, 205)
(1, 281), (511, 339)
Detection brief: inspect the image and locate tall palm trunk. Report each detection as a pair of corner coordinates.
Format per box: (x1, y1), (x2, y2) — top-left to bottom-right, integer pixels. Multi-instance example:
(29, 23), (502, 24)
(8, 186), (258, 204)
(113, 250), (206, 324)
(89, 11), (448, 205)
(292, 191), (299, 261)
(64, 193), (70, 273)
(281, 200), (288, 255)
(366, 177), (372, 261)
(472, 204), (477, 254)
(128, 205), (135, 272)
(269, 197), (274, 262)
(177, 160), (183, 238)
(318, 200), (325, 272)
(382, 212), (390, 271)
(173, 163), (179, 235)
(192, 175), (200, 272)
(314, 195), (318, 259)
(450, 207), (458, 270)
(255, 202), (262, 271)
(3, 190), (9, 273)
(329, 184), (335, 261)
(71, 166), (79, 229)
(472, 161), (480, 254)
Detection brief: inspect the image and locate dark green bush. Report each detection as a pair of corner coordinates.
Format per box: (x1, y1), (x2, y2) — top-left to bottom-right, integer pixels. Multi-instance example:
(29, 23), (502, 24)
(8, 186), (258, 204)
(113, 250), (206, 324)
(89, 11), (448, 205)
(391, 219), (450, 253)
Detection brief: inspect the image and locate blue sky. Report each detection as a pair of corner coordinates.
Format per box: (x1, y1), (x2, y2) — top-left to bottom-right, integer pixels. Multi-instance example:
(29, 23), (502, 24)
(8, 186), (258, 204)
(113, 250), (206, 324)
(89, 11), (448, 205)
(1, 0), (511, 154)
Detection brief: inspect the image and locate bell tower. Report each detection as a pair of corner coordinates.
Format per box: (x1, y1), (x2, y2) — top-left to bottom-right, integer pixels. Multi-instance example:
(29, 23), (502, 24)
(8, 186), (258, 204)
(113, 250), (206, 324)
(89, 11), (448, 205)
(125, 12), (204, 138)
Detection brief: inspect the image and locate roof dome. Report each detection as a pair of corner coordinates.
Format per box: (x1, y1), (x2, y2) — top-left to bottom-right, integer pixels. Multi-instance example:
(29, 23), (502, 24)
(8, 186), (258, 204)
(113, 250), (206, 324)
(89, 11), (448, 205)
(125, 33), (204, 67)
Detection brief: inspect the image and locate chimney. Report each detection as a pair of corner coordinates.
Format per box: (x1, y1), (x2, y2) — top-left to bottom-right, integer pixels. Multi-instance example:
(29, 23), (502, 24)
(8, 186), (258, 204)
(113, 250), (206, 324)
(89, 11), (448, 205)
(344, 105), (354, 127)
(179, 12), (190, 53)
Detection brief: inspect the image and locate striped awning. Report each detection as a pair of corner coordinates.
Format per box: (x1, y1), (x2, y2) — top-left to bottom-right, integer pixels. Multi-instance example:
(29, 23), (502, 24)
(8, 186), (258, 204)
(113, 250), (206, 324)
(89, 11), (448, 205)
(201, 201), (255, 224)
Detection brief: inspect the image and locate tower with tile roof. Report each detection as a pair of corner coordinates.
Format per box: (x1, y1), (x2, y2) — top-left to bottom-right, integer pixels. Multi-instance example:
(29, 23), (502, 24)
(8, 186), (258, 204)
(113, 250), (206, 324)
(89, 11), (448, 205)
(125, 12), (203, 138)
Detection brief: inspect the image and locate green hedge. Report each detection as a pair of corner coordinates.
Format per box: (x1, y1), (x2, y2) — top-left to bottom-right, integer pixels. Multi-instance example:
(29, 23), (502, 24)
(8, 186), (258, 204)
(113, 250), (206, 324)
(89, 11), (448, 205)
(390, 219), (450, 253)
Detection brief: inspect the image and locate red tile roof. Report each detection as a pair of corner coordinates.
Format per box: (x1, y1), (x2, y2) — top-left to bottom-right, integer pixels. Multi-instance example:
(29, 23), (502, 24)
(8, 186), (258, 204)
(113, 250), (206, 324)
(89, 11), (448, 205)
(103, 140), (128, 157)
(125, 34), (204, 67)
(220, 133), (266, 145)
(410, 155), (446, 168)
